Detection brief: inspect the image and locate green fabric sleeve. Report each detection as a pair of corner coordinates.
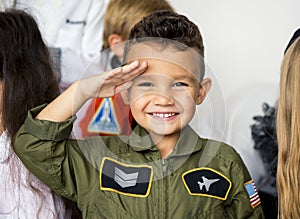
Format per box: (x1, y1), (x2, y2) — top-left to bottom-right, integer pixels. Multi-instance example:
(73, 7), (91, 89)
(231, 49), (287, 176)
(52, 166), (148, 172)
(13, 104), (83, 202)
(226, 157), (265, 218)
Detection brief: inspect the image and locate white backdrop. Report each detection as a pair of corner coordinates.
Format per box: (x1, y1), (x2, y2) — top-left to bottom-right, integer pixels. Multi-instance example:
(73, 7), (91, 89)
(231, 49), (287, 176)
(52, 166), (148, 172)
(172, 0), (300, 182)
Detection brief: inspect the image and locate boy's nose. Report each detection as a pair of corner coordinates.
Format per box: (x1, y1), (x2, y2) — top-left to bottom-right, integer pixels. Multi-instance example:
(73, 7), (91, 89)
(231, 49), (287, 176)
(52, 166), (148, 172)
(152, 93), (174, 106)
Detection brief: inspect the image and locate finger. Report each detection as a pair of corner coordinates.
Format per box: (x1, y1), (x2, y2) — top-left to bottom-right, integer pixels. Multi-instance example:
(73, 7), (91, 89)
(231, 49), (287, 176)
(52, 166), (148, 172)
(117, 61), (148, 81)
(106, 60), (139, 78)
(107, 60), (147, 80)
(120, 60), (141, 73)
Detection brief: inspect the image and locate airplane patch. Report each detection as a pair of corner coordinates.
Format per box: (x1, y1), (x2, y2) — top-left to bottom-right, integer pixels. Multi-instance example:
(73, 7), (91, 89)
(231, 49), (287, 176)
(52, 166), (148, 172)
(100, 157), (153, 197)
(182, 167), (232, 200)
(88, 98), (120, 134)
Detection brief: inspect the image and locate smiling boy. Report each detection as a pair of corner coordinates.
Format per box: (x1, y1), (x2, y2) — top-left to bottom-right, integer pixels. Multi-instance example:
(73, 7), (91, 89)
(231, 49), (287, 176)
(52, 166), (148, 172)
(14, 11), (264, 218)
(122, 40), (209, 158)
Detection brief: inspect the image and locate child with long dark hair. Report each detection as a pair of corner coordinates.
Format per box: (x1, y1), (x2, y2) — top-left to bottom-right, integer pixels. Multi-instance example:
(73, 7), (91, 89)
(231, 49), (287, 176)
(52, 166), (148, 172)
(0, 9), (79, 218)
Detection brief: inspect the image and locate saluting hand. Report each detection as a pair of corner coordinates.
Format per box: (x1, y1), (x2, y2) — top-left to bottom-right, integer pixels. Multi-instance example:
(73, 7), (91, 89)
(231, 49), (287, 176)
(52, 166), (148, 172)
(36, 60), (147, 122)
(79, 60), (148, 99)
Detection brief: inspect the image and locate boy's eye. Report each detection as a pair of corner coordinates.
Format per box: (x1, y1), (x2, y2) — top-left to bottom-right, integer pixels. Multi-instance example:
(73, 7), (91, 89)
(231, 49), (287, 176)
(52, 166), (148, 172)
(137, 82), (153, 87)
(173, 82), (188, 87)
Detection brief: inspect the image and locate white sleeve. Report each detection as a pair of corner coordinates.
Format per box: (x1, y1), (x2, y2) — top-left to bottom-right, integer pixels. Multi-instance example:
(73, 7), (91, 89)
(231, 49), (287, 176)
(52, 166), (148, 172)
(81, 0), (109, 58)
(55, 0), (109, 89)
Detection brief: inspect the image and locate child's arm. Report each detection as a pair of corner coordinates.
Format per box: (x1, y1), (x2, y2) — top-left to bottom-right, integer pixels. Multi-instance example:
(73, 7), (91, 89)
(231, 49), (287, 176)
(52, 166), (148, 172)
(226, 159), (265, 218)
(37, 60), (147, 122)
(13, 60), (147, 203)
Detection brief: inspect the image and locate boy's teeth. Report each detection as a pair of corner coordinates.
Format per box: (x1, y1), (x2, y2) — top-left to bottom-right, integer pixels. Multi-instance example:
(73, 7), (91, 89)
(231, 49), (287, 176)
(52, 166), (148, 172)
(152, 113), (175, 118)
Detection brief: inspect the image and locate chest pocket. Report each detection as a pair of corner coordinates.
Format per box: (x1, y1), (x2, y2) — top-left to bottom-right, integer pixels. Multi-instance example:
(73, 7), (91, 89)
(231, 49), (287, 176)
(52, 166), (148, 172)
(56, 18), (85, 49)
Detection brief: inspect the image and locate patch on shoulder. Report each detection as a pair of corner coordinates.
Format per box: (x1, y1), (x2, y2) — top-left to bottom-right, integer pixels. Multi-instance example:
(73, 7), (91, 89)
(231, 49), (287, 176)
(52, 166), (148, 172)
(182, 167), (232, 200)
(244, 180), (261, 208)
(100, 157), (153, 197)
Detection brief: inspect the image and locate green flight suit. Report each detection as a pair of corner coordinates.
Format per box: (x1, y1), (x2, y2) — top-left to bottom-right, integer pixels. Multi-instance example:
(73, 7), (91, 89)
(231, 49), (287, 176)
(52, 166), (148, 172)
(14, 105), (265, 219)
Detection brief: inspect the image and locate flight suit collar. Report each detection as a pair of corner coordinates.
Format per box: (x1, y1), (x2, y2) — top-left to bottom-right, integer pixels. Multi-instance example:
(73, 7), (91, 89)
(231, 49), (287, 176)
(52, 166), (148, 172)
(171, 125), (202, 156)
(128, 125), (203, 156)
(128, 126), (155, 151)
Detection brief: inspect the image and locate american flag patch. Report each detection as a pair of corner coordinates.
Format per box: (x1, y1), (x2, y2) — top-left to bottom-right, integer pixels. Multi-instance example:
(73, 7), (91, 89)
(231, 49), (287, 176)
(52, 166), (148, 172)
(244, 180), (261, 208)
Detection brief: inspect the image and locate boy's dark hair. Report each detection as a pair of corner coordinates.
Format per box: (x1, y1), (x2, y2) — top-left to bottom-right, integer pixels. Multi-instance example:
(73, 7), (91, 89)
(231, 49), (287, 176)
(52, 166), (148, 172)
(123, 10), (204, 62)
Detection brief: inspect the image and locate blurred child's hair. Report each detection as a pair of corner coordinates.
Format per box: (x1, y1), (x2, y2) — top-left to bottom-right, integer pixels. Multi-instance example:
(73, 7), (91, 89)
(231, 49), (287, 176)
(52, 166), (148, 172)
(277, 37), (300, 219)
(123, 10), (205, 79)
(0, 9), (60, 140)
(102, 0), (174, 50)
(0, 9), (82, 218)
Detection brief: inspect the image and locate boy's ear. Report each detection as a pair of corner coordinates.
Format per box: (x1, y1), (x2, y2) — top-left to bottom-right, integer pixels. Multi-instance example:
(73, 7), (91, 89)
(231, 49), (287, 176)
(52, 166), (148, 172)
(196, 78), (212, 105)
(108, 34), (124, 57)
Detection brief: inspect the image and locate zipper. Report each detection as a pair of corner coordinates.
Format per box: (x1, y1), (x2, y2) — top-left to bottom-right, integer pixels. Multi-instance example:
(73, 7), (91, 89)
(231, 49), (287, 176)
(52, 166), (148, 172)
(160, 158), (168, 218)
(161, 158), (167, 175)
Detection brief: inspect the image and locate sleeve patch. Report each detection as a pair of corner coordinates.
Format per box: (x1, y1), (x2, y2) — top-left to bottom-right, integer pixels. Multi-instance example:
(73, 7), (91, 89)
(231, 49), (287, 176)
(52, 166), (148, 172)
(100, 157), (153, 198)
(244, 180), (261, 208)
(182, 167), (232, 200)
